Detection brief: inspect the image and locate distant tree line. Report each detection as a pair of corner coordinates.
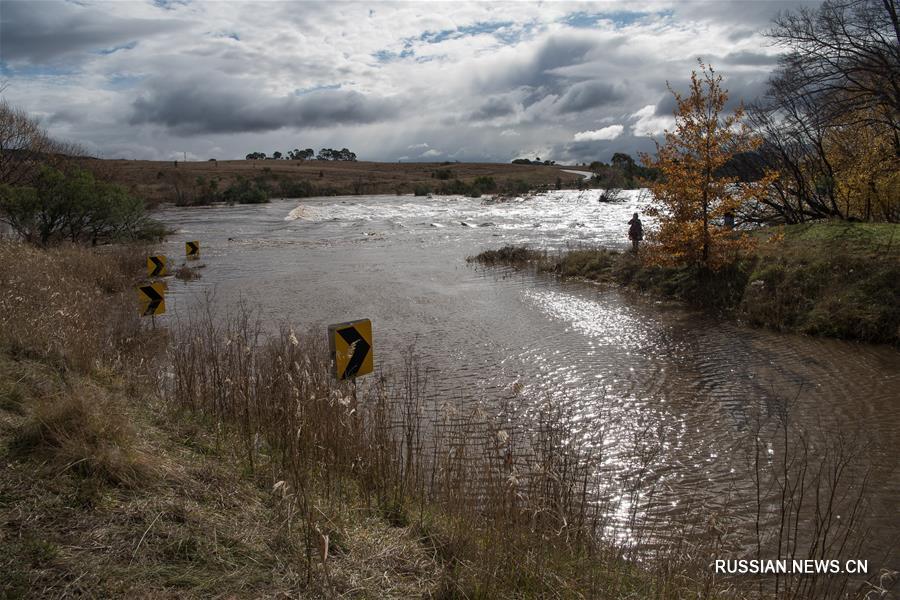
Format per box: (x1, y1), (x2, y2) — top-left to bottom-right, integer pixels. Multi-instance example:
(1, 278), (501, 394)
(245, 147), (357, 161)
(511, 157), (556, 165)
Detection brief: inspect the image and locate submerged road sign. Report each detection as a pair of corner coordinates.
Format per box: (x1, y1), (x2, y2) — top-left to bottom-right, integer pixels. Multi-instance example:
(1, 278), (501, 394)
(147, 255), (167, 277)
(186, 240), (200, 258)
(137, 282), (166, 316)
(328, 319), (373, 380)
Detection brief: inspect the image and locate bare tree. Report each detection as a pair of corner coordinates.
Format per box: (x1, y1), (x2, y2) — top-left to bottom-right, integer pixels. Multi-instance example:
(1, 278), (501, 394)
(742, 0), (900, 223)
(0, 97), (57, 186)
(769, 0), (900, 155)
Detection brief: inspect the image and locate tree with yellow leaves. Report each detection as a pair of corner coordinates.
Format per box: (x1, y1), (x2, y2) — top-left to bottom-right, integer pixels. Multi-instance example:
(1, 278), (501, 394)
(641, 62), (774, 270)
(825, 111), (900, 222)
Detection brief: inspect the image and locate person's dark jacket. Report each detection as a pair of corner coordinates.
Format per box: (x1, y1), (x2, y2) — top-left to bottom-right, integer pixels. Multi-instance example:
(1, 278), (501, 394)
(628, 217), (643, 241)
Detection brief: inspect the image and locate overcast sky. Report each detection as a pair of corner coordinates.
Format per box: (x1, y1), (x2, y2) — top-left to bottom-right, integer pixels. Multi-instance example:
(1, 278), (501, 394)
(0, 0), (817, 163)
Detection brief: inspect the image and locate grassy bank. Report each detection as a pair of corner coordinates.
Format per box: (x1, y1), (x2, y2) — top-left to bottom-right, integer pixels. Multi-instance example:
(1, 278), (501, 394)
(1, 240), (883, 598)
(471, 222), (900, 345)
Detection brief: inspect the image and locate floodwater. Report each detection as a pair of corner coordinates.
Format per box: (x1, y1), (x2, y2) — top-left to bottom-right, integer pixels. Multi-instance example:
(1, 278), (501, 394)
(154, 191), (899, 569)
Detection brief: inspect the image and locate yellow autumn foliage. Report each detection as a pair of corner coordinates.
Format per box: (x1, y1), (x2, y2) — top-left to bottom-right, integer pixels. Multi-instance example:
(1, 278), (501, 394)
(641, 62), (776, 270)
(825, 110), (900, 222)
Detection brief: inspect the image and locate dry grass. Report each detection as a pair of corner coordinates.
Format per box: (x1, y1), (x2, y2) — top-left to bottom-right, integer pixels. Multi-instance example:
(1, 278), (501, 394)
(0, 241), (158, 371)
(83, 158), (581, 206)
(0, 240), (439, 598)
(174, 263), (202, 281)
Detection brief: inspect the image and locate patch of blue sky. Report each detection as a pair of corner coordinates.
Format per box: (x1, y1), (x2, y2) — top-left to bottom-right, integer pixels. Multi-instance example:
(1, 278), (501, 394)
(0, 63), (78, 78)
(563, 10), (672, 29)
(374, 20), (514, 63)
(294, 83), (342, 96)
(373, 45), (414, 63)
(152, 0), (189, 9)
(94, 41), (137, 55)
(209, 31), (240, 41)
(418, 20), (513, 45)
(494, 21), (535, 45)
(106, 73), (143, 89)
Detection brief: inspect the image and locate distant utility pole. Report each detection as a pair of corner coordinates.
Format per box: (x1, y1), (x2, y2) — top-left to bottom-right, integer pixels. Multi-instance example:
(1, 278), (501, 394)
(183, 151), (187, 163)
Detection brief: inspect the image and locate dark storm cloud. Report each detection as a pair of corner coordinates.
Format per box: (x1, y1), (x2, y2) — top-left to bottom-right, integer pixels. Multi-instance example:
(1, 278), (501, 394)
(654, 93), (678, 116)
(480, 34), (600, 93)
(130, 79), (401, 134)
(559, 135), (657, 164)
(0, 0), (183, 65)
(470, 96), (519, 121)
(720, 51), (781, 67)
(653, 73), (771, 116)
(671, 1), (819, 28)
(556, 81), (624, 114)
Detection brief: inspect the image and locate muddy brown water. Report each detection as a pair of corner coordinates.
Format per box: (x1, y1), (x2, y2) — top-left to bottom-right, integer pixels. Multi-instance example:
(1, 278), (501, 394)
(154, 192), (899, 572)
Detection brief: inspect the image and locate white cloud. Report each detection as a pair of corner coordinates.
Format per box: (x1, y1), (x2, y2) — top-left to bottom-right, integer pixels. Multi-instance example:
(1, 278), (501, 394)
(631, 105), (675, 137)
(500, 129), (520, 137)
(573, 124), (624, 141)
(421, 148), (442, 157)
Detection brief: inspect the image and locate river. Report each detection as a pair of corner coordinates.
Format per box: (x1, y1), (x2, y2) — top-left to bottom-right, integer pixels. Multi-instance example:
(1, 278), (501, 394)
(153, 190), (899, 572)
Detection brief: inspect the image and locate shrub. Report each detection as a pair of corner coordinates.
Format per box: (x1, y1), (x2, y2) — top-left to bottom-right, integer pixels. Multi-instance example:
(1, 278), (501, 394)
(0, 166), (165, 245)
(222, 177), (269, 204)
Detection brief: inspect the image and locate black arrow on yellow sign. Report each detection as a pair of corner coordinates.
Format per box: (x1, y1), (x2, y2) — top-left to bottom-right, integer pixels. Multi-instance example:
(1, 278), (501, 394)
(338, 327), (370, 378)
(137, 283), (166, 317)
(147, 255), (167, 277)
(328, 319), (373, 380)
(186, 241), (199, 258)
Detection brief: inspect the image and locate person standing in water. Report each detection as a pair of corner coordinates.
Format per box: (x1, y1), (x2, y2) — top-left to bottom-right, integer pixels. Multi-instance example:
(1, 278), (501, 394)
(628, 212), (643, 253)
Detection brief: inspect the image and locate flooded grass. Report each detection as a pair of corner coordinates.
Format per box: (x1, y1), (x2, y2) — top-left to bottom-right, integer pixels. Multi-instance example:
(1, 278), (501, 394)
(471, 221), (900, 344)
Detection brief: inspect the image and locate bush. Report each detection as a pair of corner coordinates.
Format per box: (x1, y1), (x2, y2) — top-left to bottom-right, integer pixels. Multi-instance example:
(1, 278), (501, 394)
(471, 176), (497, 194)
(0, 166), (165, 245)
(222, 177), (269, 204)
(499, 178), (532, 195)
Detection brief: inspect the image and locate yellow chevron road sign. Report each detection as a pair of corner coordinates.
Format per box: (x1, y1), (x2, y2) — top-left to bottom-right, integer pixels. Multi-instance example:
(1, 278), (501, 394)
(147, 255), (167, 277)
(186, 240), (200, 258)
(328, 319), (373, 380)
(137, 282), (166, 317)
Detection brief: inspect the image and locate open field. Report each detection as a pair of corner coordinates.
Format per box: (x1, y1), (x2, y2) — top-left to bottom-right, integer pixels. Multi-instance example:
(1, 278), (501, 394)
(84, 159), (585, 206)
